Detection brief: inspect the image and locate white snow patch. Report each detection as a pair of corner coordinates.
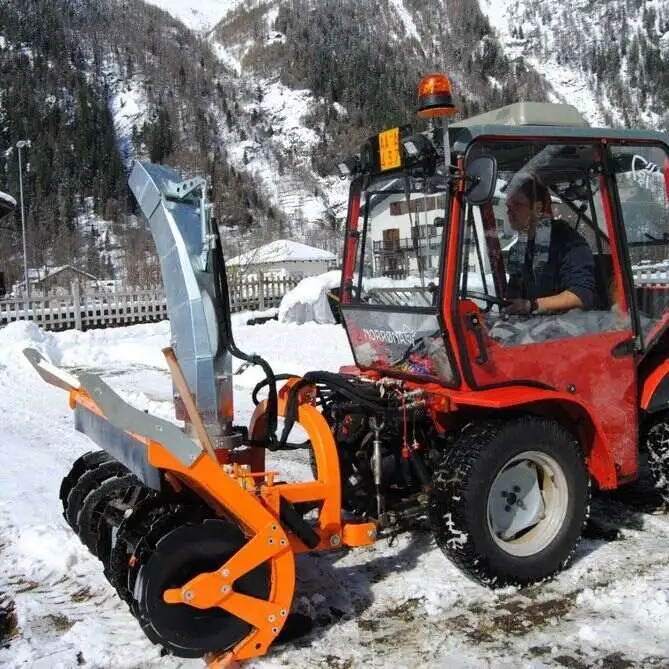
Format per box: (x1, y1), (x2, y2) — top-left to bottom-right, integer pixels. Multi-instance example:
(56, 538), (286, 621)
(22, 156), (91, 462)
(109, 81), (148, 140)
(228, 239), (336, 266)
(389, 0), (421, 41)
(140, 0), (244, 33)
(278, 270), (342, 324)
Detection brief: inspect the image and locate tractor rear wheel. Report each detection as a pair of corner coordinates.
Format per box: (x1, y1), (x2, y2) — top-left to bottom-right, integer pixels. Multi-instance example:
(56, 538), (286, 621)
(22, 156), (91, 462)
(643, 414), (669, 503)
(428, 417), (590, 587)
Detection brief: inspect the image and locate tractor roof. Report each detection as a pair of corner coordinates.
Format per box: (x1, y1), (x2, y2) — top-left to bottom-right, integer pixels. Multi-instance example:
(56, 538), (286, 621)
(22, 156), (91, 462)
(450, 102), (669, 154)
(452, 102), (589, 129)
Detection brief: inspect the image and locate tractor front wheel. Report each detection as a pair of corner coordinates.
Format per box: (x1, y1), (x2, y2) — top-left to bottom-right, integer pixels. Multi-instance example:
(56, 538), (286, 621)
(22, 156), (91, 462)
(428, 417), (590, 587)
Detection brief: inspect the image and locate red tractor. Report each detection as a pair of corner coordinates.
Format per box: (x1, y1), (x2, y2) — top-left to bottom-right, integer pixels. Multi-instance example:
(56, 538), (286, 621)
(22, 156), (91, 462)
(335, 73), (669, 587)
(24, 74), (669, 665)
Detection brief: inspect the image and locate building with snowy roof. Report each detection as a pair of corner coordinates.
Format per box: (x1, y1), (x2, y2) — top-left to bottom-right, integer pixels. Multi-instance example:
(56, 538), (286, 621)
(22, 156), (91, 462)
(227, 239), (337, 278)
(11, 264), (98, 297)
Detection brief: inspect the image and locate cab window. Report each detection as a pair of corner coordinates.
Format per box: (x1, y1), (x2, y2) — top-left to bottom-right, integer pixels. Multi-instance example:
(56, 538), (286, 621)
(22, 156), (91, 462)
(461, 141), (630, 348)
(609, 144), (669, 345)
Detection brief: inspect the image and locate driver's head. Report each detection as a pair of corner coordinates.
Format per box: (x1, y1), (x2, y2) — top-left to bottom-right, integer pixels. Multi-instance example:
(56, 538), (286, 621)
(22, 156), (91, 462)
(506, 174), (550, 233)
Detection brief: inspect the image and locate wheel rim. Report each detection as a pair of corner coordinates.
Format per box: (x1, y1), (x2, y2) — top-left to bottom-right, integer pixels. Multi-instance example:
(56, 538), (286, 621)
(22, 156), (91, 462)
(487, 450), (569, 557)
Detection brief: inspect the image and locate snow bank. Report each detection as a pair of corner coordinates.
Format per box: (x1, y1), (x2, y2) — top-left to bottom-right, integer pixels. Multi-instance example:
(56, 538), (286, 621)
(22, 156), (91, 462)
(278, 270), (342, 324)
(0, 320), (171, 378)
(0, 322), (61, 373)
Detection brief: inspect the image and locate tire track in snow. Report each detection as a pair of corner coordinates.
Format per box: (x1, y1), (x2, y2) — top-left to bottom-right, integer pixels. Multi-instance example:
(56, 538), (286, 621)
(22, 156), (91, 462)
(0, 504), (198, 669)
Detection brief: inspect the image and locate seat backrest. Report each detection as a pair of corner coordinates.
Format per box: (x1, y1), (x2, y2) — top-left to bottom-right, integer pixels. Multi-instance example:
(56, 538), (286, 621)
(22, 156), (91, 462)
(593, 253), (614, 310)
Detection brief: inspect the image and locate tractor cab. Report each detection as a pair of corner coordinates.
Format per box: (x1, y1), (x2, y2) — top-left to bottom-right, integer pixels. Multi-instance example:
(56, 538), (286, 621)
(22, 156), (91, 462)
(339, 74), (669, 488)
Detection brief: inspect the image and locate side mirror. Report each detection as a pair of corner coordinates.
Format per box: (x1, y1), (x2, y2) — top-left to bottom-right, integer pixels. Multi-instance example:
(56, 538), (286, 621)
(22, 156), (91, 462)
(464, 155), (498, 205)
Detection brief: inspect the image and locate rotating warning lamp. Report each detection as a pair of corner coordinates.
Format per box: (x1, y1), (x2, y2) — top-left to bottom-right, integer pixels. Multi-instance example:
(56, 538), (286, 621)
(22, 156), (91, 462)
(417, 73), (457, 119)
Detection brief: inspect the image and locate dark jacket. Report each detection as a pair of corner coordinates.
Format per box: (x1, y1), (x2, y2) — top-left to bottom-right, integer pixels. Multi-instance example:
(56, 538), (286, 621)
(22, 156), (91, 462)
(507, 219), (596, 309)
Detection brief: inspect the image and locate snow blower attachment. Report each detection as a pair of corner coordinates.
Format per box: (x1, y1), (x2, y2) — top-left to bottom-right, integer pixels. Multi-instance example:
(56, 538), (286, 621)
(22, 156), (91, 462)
(23, 161), (377, 666)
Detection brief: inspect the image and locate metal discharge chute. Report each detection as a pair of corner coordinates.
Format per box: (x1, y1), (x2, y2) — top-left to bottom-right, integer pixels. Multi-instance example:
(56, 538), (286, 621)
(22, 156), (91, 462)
(128, 161), (236, 445)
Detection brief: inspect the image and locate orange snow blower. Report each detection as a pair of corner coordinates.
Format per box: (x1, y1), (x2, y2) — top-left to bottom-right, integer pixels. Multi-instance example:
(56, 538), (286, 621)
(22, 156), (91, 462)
(24, 160), (377, 666)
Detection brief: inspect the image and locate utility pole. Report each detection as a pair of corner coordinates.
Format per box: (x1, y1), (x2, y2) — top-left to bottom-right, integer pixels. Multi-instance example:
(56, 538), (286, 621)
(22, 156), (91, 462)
(16, 139), (31, 299)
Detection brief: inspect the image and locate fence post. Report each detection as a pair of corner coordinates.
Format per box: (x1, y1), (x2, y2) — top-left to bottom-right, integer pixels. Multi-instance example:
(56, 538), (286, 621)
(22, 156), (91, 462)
(258, 271), (265, 311)
(72, 280), (82, 331)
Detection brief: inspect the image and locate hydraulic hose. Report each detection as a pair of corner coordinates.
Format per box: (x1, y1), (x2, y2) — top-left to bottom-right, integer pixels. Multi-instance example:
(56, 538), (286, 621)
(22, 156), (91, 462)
(209, 220), (280, 448)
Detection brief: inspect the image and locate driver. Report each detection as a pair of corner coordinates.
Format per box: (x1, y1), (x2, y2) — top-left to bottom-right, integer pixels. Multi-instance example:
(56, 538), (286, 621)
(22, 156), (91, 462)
(504, 174), (596, 315)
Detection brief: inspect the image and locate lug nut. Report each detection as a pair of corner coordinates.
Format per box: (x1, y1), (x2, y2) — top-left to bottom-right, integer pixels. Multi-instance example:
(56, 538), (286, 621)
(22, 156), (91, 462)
(184, 590), (194, 600)
(272, 627), (280, 634)
(280, 609), (287, 617)
(504, 505), (512, 512)
(513, 485), (521, 493)
(268, 614), (276, 623)
(330, 534), (341, 547)
(501, 491), (508, 498)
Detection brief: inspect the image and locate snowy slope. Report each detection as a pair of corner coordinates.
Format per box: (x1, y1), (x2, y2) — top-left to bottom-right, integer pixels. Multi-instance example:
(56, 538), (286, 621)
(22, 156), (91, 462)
(139, 0), (245, 33)
(2, 318), (669, 667)
(479, 0), (609, 126)
(116, 1), (349, 232)
(480, 0), (668, 129)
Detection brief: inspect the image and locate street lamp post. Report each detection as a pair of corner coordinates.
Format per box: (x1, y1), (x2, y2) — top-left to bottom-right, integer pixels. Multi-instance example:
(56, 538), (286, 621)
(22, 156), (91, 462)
(16, 139), (31, 299)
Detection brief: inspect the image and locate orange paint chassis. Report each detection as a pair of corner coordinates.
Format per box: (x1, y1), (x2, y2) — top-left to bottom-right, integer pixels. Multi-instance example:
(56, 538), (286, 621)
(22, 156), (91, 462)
(23, 347), (376, 666)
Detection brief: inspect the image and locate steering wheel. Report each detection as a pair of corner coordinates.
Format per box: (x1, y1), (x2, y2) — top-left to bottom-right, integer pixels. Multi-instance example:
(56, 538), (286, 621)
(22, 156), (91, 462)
(464, 291), (510, 308)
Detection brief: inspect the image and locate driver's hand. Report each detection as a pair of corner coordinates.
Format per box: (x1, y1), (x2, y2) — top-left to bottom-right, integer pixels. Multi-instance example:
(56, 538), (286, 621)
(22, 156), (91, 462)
(503, 298), (531, 315)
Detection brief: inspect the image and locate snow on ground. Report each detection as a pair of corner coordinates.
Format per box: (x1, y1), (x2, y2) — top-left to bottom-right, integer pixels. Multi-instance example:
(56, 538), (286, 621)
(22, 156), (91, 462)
(278, 270), (342, 325)
(2, 315), (669, 667)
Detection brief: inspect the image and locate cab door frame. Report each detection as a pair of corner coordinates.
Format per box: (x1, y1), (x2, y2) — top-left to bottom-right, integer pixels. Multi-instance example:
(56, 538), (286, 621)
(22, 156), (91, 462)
(448, 135), (640, 480)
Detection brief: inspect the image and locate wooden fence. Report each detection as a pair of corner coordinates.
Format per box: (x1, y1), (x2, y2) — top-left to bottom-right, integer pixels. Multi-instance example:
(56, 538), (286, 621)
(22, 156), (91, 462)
(0, 274), (302, 332)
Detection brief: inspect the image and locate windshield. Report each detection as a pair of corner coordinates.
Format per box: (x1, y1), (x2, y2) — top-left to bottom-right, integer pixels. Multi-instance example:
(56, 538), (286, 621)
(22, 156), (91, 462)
(350, 174), (447, 308)
(460, 140), (633, 350)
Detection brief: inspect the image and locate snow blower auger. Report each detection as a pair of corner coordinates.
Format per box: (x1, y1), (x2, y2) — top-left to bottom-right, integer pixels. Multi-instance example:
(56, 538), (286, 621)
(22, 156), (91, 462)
(23, 160), (377, 667)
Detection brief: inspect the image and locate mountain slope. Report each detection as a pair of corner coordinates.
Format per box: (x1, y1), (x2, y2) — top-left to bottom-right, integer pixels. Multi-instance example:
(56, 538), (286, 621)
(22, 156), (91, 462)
(482, 0), (669, 129)
(3, 0), (669, 292)
(0, 0), (283, 285)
